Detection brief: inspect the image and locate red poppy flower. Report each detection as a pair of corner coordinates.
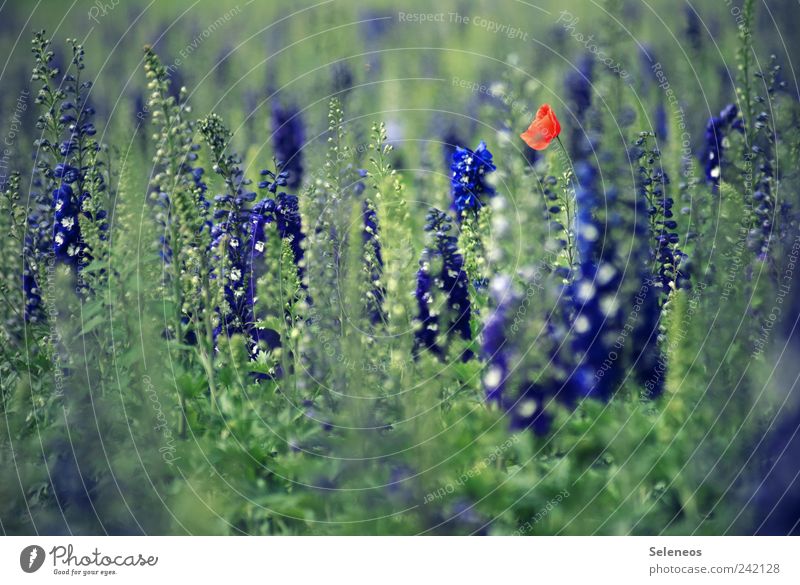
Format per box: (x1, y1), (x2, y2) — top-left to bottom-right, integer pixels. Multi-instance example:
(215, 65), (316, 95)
(520, 104), (561, 150)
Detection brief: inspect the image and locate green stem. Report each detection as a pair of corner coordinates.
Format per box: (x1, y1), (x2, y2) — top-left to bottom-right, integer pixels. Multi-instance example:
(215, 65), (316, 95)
(555, 136), (576, 268)
(202, 274), (218, 410)
(0, 284), (24, 321)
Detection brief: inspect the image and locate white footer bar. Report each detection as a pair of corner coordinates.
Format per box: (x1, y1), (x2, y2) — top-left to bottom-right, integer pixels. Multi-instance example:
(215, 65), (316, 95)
(1, 536), (797, 584)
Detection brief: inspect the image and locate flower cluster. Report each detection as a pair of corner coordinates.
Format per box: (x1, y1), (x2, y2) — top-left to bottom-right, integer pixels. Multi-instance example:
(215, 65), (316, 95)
(271, 101), (306, 190)
(450, 141), (496, 217)
(363, 123), (412, 336)
(747, 56), (782, 260)
(752, 406), (800, 534)
(684, 5), (703, 52)
(634, 132), (689, 294)
(152, 146), (207, 266)
(0, 173), (43, 325)
(331, 61), (355, 96)
(52, 183), (83, 268)
(362, 195), (385, 325)
(413, 208), (472, 360)
(540, 171), (575, 275)
(627, 157), (667, 398)
(202, 114), (272, 353)
(481, 276), (552, 434)
(481, 276), (514, 403)
(413, 258), (438, 354)
(244, 195), (281, 352)
(259, 164), (307, 297)
(145, 46), (215, 352)
(202, 114), (309, 359)
(564, 55), (594, 122)
(564, 162), (624, 401)
(701, 103), (743, 184)
(31, 34), (108, 277)
(22, 179), (51, 323)
(273, 186), (305, 284)
(22, 265), (43, 323)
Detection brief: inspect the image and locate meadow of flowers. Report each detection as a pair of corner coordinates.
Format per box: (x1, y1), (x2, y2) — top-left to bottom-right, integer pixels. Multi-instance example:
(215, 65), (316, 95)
(1, 0), (799, 536)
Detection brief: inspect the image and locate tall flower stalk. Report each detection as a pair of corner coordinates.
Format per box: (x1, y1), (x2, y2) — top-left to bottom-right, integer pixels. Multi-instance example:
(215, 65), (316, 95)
(145, 46), (215, 414)
(200, 113), (277, 360)
(0, 173), (34, 331)
(553, 136), (577, 271)
(450, 140), (496, 312)
(31, 33), (109, 285)
(745, 56), (782, 261)
(635, 132), (688, 296)
(701, 104), (743, 186)
(367, 122), (411, 334)
(564, 161), (624, 401)
(413, 208), (473, 361)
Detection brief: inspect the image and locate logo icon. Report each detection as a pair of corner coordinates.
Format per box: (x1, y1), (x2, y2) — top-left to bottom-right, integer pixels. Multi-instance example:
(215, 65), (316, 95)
(20, 545), (46, 573)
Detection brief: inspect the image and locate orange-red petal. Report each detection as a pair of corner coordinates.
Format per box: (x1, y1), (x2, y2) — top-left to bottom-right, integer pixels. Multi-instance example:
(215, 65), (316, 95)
(520, 104), (561, 150)
(520, 126), (550, 150)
